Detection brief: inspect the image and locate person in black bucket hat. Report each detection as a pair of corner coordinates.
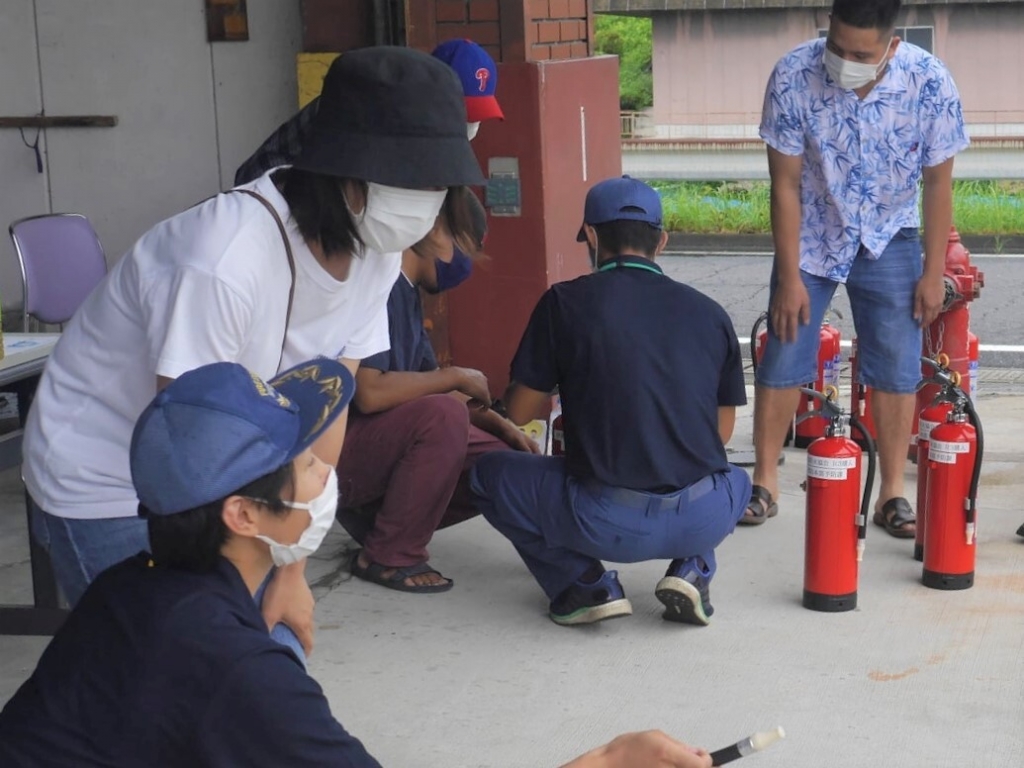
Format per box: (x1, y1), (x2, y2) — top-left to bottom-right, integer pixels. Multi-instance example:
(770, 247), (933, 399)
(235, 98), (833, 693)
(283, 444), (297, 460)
(234, 39), (504, 187)
(233, 41), (503, 263)
(19, 46), (483, 672)
(293, 46), (483, 189)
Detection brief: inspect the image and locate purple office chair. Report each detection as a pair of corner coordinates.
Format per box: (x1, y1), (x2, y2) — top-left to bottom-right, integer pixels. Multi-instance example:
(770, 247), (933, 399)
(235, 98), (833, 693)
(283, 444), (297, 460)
(9, 213), (108, 332)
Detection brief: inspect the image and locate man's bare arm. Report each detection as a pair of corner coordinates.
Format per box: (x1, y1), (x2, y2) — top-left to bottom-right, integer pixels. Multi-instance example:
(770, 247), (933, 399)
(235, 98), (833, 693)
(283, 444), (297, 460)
(918, 157), (956, 327)
(718, 406), (737, 445)
(353, 366), (483, 414)
(504, 382), (552, 427)
(766, 146), (807, 343)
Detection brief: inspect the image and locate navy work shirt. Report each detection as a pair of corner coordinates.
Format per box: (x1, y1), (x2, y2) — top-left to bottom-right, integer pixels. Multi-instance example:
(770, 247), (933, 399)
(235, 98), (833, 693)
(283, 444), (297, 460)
(0, 554), (381, 768)
(511, 256), (746, 492)
(361, 274), (437, 374)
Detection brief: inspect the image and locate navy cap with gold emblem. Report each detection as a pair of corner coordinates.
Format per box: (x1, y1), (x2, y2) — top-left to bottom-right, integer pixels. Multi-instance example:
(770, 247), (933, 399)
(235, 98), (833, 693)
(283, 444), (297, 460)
(130, 359), (354, 517)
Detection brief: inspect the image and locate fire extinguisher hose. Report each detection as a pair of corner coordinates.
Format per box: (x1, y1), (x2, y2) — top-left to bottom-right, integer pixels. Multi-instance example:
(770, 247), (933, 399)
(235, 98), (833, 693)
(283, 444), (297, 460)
(848, 414), (877, 561)
(962, 397), (985, 545)
(750, 312), (768, 374)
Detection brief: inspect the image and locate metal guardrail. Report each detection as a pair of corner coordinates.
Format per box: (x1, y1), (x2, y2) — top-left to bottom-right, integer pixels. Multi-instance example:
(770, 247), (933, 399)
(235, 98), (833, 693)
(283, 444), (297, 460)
(620, 111), (654, 139)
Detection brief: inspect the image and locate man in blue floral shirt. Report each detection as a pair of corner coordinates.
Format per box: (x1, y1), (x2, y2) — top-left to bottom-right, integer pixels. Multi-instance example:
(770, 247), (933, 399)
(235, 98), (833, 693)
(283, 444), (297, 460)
(743, 0), (969, 539)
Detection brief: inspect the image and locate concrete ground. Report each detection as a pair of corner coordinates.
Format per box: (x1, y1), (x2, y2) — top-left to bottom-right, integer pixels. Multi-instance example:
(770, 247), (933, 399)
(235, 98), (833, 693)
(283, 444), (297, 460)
(1, 381), (1022, 767)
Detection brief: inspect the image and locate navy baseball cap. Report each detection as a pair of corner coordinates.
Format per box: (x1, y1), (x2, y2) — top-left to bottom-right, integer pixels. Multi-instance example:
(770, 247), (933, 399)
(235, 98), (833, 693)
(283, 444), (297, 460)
(432, 39), (504, 122)
(576, 175), (663, 242)
(131, 359), (354, 517)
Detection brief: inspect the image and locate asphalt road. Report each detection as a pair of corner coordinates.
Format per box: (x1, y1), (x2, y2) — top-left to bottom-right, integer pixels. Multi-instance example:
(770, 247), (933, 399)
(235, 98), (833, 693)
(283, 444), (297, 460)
(659, 252), (1023, 367)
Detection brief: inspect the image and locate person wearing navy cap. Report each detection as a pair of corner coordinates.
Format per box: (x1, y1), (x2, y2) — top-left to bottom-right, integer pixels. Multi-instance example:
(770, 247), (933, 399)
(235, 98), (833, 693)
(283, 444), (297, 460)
(0, 359), (388, 766)
(0, 358), (713, 767)
(470, 176), (752, 627)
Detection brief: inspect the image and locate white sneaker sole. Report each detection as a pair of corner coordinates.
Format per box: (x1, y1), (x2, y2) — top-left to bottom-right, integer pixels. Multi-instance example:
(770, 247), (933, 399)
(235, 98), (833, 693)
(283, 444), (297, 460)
(550, 598), (633, 626)
(655, 576), (710, 626)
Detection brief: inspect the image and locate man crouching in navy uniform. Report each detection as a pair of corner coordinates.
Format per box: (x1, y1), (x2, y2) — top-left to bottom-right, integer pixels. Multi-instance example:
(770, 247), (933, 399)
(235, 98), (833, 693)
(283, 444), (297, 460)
(470, 176), (752, 627)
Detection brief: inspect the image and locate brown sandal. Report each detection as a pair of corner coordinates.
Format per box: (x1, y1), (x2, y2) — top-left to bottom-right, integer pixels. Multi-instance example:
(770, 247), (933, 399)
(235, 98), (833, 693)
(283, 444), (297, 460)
(872, 497), (916, 539)
(739, 485), (778, 526)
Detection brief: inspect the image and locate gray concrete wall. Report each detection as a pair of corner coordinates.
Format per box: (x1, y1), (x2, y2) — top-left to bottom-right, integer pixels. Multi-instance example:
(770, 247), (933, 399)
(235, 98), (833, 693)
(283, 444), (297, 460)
(0, 0), (302, 313)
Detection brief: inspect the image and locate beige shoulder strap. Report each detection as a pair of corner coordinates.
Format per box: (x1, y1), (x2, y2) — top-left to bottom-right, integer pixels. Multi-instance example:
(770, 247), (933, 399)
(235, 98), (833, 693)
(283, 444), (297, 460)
(228, 189), (296, 372)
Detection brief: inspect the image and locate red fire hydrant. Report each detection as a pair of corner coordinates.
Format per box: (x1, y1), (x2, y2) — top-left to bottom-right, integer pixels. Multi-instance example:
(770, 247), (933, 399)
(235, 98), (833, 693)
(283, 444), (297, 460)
(912, 227), (984, 458)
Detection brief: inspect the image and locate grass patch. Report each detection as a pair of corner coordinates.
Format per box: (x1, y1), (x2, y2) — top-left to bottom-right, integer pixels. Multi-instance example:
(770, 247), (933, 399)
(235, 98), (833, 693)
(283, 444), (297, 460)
(652, 180), (1024, 236)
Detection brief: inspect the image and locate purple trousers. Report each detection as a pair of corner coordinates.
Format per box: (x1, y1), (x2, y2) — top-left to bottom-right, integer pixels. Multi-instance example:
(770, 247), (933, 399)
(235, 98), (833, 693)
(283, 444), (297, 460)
(337, 394), (509, 567)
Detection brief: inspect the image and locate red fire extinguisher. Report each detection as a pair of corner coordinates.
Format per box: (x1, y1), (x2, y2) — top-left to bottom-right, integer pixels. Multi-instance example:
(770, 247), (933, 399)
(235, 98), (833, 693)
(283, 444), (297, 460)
(914, 403), (954, 563)
(750, 312), (840, 449)
(911, 228), (984, 461)
(922, 377), (983, 591)
(794, 322), (841, 449)
(914, 355), (957, 562)
(801, 386), (877, 612)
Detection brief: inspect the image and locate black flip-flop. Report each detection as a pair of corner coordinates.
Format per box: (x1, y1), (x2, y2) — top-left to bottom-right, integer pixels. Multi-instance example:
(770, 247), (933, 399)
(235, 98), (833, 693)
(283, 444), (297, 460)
(349, 550), (453, 594)
(873, 497), (916, 539)
(738, 485), (778, 526)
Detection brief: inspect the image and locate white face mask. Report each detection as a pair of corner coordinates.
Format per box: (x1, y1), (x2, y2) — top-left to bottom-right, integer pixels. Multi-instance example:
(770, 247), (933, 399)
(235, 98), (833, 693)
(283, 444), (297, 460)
(466, 122), (481, 141)
(256, 469), (338, 567)
(348, 183), (447, 255)
(824, 38), (892, 90)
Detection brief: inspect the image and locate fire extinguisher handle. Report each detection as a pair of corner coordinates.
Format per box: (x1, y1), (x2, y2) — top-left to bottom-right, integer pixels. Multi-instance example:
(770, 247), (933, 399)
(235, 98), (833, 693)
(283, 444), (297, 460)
(798, 386), (844, 428)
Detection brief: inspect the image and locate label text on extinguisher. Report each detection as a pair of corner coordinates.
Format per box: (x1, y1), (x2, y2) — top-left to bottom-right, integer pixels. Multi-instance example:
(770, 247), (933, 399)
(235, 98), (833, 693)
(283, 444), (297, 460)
(807, 455), (857, 480)
(918, 419), (939, 443)
(929, 439), (969, 465)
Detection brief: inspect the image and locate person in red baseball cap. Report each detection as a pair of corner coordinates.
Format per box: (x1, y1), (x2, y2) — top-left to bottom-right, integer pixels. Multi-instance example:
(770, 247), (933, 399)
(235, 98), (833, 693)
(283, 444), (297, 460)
(431, 38), (504, 139)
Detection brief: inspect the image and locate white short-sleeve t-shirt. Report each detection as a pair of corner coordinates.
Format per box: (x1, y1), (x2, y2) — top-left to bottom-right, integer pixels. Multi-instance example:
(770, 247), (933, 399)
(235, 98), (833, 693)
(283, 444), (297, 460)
(22, 170), (400, 520)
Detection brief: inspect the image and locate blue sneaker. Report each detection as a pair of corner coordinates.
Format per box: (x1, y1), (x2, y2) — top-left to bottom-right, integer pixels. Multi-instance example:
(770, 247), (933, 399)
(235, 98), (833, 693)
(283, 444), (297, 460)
(655, 558), (713, 626)
(549, 570), (633, 626)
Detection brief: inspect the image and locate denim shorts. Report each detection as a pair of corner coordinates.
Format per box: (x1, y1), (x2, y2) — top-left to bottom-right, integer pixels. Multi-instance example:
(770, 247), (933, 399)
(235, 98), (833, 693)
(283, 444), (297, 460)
(756, 228), (923, 394)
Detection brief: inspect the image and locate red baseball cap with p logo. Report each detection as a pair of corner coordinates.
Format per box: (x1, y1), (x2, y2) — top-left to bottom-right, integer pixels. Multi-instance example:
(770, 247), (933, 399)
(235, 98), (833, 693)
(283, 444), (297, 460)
(432, 39), (504, 122)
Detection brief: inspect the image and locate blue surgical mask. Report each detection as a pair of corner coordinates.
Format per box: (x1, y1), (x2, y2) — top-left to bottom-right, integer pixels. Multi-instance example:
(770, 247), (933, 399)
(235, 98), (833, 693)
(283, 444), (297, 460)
(431, 248), (474, 293)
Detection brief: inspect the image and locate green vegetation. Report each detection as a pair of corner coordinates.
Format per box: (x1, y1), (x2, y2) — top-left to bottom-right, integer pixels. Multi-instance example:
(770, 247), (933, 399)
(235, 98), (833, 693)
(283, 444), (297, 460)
(652, 180), (1024, 236)
(594, 14), (652, 111)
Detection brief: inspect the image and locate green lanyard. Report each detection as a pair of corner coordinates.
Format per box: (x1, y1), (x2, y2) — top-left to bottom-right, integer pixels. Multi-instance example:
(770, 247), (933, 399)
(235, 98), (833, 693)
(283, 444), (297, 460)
(597, 258), (663, 276)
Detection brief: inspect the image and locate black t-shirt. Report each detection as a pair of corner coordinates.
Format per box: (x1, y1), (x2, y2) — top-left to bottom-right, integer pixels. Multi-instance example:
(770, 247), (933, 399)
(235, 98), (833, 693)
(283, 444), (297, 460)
(0, 554), (381, 768)
(361, 274), (437, 374)
(510, 256), (746, 491)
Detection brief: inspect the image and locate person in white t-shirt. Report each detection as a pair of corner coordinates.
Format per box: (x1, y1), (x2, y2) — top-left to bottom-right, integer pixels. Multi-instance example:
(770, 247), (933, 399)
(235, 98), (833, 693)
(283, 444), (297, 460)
(21, 46), (483, 661)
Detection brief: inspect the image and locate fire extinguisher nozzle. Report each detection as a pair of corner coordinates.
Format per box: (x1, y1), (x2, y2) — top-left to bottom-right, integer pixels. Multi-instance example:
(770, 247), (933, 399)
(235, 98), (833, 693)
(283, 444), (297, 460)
(856, 540), (865, 563)
(965, 523), (976, 546)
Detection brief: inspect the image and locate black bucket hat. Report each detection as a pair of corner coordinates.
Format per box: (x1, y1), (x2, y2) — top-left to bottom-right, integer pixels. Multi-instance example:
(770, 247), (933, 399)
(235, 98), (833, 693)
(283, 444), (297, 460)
(293, 46), (485, 188)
